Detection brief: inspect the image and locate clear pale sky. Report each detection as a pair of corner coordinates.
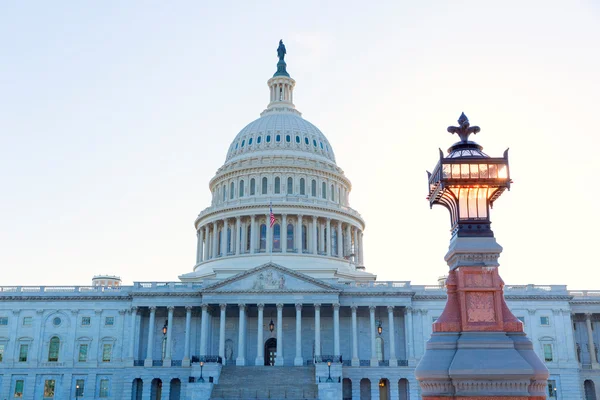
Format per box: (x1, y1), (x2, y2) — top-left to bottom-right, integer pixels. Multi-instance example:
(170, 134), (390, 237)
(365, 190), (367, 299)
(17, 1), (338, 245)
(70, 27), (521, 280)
(1, 1), (599, 288)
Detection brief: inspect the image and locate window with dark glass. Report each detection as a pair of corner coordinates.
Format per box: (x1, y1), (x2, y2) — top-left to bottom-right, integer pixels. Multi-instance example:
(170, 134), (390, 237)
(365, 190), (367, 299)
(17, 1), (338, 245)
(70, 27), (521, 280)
(230, 182), (234, 199)
(105, 317), (114, 326)
(99, 379), (109, 398)
(14, 379), (24, 398)
(246, 225), (251, 251)
(239, 180), (244, 197)
(250, 178), (256, 195)
(22, 317), (32, 326)
(313, 139), (317, 147)
(276, 134), (281, 142)
(322, 182), (327, 199)
(287, 177), (293, 194)
(540, 316), (550, 326)
(248, 137), (253, 145)
(79, 344), (88, 362)
(19, 344), (28, 362)
(331, 184), (334, 201)
(300, 178), (305, 195)
(311, 180), (316, 197)
(285, 135), (291, 142)
(75, 380), (85, 397)
(543, 344), (553, 362)
(302, 225), (308, 251)
(273, 224), (281, 250)
(48, 337), (59, 362)
(43, 380), (55, 398)
(241, 139), (245, 147)
(287, 224), (294, 250)
(102, 344), (112, 362)
(295, 135), (300, 143)
(274, 177), (280, 194)
(222, 184), (226, 202)
(266, 135), (271, 143)
(257, 136), (262, 144)
(304, 137), (309, 145)
(259, 224), (267, 251)
(0, 317), (7, 325)
(262, 177), (268, 194)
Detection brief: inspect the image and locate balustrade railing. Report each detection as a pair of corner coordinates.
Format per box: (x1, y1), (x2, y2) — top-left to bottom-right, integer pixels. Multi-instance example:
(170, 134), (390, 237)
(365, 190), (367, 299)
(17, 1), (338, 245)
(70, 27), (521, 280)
(314, 355), (342, 364)
(152, 360), (163, 367)
(134, 360), (144, 366)
(191, 355), (222, 364)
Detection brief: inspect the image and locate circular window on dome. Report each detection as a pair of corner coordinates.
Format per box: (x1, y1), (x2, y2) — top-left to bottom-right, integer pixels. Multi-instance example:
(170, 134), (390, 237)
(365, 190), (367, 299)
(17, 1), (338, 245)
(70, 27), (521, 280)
(286, 135), (291, 143)
(320, 142), (324, 149)
(266, 135), (271, 143)
(304, 137), (309, 145)
(257, 136), (262, 144)
(248, 138), (253, 145)
(313, 139), (317, 147)
(53, 317), (61, 327)
(295, 135), (300, 143)
(276, 134), (281, 142)
(241, 140), (245, 147)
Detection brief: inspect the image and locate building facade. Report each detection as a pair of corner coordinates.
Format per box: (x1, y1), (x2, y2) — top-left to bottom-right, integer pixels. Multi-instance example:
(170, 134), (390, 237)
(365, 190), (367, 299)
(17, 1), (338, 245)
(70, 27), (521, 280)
(0, 44), (598, 400)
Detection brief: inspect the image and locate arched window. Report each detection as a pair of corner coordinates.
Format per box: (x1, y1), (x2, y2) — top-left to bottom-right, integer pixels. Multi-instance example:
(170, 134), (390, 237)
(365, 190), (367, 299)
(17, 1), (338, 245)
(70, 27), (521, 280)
(276, 134), (281, 142)
(250, 178), (256, 195)
(222, 184), (226, 202)
(331, 184), (334, 201)
(230, 182), (235, 199)
(311, 180), (317, 197)
(302, 225), (308, 252)
(584, 379), (596, 400)
(273, 224), (281, 250)
(287, 223), (294, 251)
(274, 177), (281, 194)
(227, 228), (232, 255)
(257, 136), (262, 144)
(300, 178), (305, 195)
(285, 135), (291, 143)
(266, 135), (271, 143)
(239, 180), (244, 197)
(248, 137), (253, 146)
(295, 135), (300, 143)
(262, 177), (268, 194)
(376, 336), (384, 361)
(246, 225), (251, 251)
(322, 182), (327, 199)
(48, 336), (60, 362)
(259, 224), (267, 251)
(287, 177), (293, 194)
(332, 229), (338, 256)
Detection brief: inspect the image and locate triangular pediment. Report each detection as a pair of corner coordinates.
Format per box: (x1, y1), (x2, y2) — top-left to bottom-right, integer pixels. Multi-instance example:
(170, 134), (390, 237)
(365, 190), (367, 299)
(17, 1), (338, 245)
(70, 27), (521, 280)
(202, 263), (340, 293)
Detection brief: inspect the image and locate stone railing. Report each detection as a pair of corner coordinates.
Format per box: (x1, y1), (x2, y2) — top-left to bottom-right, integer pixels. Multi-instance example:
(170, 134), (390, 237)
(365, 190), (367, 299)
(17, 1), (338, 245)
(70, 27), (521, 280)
(569, 290), (600, 298)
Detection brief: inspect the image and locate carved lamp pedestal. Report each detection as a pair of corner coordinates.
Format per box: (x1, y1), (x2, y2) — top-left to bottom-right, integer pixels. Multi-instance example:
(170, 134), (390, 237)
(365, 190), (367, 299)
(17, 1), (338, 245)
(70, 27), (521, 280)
(415, 114), (549, 399)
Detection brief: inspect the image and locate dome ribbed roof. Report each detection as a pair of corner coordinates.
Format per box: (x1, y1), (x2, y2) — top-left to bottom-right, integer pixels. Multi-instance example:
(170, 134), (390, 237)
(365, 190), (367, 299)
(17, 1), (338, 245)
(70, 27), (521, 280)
(225, 113), (336, 164)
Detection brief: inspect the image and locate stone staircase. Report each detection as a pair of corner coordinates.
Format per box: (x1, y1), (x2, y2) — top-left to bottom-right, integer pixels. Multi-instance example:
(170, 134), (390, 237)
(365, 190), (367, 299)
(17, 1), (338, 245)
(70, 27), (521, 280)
(210, 366), (318, 400)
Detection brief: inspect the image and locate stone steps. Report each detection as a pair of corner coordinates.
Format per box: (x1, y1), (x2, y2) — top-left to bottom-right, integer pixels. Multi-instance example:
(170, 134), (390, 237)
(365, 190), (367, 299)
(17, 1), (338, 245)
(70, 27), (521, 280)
(210, 366), (318, 399)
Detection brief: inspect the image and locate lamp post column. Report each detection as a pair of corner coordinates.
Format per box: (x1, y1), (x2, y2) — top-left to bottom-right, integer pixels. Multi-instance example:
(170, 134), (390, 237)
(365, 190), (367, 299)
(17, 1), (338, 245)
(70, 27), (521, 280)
(282, 214), (287, 253)
(183, 306), (192, 366)
(128, 307), (138, 365)
(219, 304), (226, 360)
(144, 306), (156, 367)
(337, 221), (343, 258)
(235, 217), (241, 255)
(333, 304), (340, 357)
(200, 304), (209, 357)
(351, 306), (359, 366)
(314, 304), (321, 359)
(250, 215), (256, 254)
(236, 304), (246, 366)
(275, 303), (284, 366)
(255, 304), (265, 365)
(387, 306), (397, 366)
(326, 218), (332, 256)
(586, 313), (599, 368)
(312, 216), (318, 255)
(164, 306), (174, 363)
(294, 304), (303, 366)
(369, 306), (378, 366)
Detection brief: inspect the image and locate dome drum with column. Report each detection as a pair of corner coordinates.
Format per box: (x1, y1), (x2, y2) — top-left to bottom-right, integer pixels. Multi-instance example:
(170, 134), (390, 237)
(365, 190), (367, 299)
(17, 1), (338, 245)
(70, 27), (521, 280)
(179, 42), (372, 283)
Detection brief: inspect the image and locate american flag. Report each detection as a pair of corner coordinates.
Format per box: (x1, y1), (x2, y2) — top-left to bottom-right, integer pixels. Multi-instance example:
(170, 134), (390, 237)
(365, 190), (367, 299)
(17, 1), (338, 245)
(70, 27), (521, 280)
(269, 203), (276, 228)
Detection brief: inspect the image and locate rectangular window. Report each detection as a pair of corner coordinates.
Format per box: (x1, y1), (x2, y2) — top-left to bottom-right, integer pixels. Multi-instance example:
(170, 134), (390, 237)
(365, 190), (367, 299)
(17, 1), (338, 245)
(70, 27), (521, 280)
(78, 344), (88, 362)
(543, 344), (553, 362)
(75, 379), (85, 397)
(104, 316), (114, 326)
(22, 317), (32, 326)
(81, 316), (91, 326)
(0, 344), (4, 362)
(517, 316), (525, 326)
(14, 380), (24, 398)
(18, 344), (28, 362)
(547, 379), (556, 397)
(43, 380), (55, 398)
(99, 379), (109, 397)
(102, 344), (112, 362)
(0, 316), (8, 325)
(540, 316), (550, 326)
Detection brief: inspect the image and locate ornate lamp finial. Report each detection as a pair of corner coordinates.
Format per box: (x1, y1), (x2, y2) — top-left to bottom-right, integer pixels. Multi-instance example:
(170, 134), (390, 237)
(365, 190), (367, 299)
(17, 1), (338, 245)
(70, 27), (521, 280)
(273, 40), (290, 77)
(447, 112), (480, 142)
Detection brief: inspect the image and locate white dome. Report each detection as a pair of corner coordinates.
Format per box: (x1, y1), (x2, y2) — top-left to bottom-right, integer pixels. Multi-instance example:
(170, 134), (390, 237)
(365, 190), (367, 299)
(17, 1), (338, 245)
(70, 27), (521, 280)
(225, 113), (336, 164)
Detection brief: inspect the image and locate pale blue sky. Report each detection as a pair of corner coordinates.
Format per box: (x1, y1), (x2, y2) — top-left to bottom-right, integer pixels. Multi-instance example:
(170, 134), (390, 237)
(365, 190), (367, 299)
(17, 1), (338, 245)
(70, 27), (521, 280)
(1, 1), (599, 288)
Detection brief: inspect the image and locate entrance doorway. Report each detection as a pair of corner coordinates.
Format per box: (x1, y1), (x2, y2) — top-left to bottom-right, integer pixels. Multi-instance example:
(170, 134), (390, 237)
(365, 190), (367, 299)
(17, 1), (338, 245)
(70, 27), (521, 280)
(264, 338), (277, 366)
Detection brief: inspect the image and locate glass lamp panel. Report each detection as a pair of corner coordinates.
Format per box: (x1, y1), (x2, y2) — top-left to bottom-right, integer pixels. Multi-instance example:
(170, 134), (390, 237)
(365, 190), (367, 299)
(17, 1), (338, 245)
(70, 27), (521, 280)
(467, 189), (478, 218)
(479, 164), (488, 178)
(442, 164), (451, 179)
(469, 164), (479, 179)
(459, 188), (469, 220)
(461, 164), (470, 179)
(477, 188), (489, 219)
(452, 164), (461, 178)
(488, 164), (498, 178)
(498, 164), (508, 179)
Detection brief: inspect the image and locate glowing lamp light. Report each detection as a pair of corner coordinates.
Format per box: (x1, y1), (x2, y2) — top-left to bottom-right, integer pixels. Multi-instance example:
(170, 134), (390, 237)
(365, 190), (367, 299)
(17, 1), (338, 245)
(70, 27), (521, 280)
(162, 320), (168, 336)
(269, 319), (275, 333)
(377, 322), (383, 335)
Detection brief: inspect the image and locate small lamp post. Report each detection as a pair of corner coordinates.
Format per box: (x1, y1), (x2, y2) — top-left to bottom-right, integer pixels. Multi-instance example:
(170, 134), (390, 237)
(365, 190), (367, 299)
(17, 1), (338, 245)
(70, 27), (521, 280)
(326, 361), (333, 382)
(377, 321), (383, 335)
(199, 361), (205, 383)
(269, 319), (275, 333)
(162, 320), (168, 336)
(75, 384), (81, 400)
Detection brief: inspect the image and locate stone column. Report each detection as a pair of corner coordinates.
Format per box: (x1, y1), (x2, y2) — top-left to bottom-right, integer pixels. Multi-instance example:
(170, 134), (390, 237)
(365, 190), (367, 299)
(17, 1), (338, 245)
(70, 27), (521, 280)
(337, 221), (343, 258)
(333, 303), (340, 356)
(294, 304), (303, 366)
(282, 214), (287, 252)
(237, 304), (246, 365)
(369, 306), (378, 366)
(405, 307), (415, 363)
(345, 224), (351, 257)
(128, 307), (138, 364)
(196, 229), (203, 263)
(319, 221), (325, 253)
(353, 227), (359, 263)
(235, 217), (242, 255)
(296, 215), (303, 252)
(250, 215), (256, 254)
(265, 213), (271, 253)
(222, 219), (229, 255)
(200, 304), (209, 356)
(204, 225), (210, 259)
(359, 231), (364, 265)
(387, 306), (397, 366)
(256, 304), (265, 365)
(275, 303), (284, 366)
(219, 304), (226, 360)
(312, 216), (318, 254)
(586, 313), (599, 368)
(326, 218), (332, 256)
(164, 306), (174, 362)
(314, 304), (321, 358)
(212, 221), (218, 257)
(183, 306), (192, 366)
(351, 305), (359, 366)
(144, 306), (156, 366)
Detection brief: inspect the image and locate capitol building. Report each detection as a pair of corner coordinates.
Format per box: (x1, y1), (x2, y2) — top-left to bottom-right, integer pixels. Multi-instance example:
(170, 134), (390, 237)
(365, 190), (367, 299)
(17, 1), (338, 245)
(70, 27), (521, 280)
(1, 42), (600, 400)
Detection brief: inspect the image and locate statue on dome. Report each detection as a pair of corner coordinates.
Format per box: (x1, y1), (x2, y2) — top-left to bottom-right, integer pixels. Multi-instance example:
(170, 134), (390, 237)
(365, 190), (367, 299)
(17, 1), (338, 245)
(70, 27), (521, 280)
(277, 40), (286, 61)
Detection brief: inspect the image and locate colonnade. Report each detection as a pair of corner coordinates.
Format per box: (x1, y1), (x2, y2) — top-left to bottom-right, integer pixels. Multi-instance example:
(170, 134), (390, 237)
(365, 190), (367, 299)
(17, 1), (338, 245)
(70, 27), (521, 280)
(195, 214), (364, 265)
(130, 304), (406, 367)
